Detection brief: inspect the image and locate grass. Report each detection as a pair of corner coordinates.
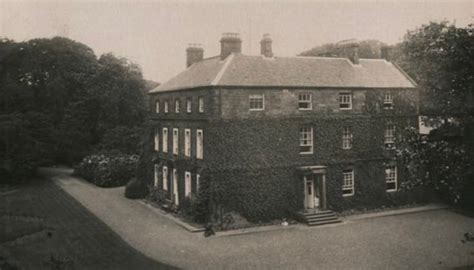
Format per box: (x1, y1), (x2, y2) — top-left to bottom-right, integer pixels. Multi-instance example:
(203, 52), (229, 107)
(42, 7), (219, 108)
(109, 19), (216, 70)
(0, 177), (174, 269)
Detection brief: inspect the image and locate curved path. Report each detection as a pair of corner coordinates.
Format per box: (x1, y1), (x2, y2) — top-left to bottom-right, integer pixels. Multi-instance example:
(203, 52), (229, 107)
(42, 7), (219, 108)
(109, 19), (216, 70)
(40, 167), (474, 270)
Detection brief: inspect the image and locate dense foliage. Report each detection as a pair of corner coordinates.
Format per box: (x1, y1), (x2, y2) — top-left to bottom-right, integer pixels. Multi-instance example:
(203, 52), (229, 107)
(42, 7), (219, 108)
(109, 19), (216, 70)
(124, 178), (148, 199)
(299, 39), (388, 58)
(74, 153), (139, 187)
(393, 22), (474, 209)
(0, 37), (150, 183)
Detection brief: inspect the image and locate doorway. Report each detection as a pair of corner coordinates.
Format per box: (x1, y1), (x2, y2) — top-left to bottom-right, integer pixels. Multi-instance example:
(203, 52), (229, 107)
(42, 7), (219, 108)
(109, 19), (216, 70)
(303, 173), (326, 210)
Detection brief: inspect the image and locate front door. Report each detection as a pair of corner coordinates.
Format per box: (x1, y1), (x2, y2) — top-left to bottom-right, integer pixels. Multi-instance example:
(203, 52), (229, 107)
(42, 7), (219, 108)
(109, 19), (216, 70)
(304, 175), (315, 209)
(304, 173), (326, 210)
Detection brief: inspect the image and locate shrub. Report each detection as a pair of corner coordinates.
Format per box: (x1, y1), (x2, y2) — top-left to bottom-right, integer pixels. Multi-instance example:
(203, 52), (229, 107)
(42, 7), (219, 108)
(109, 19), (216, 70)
(124, 178), (148, 199)
(148, 186), (168, 205)
(180, 194), (209, 223)
(74, 153), (138, 187)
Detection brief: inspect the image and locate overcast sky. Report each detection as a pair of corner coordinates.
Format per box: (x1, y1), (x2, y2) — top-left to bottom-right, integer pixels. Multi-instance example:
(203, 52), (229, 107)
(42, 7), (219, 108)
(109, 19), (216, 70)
(1, 1), (472, 83)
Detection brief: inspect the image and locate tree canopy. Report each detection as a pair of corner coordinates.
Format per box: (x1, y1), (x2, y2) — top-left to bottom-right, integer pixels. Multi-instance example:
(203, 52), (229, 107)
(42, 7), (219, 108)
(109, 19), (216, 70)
(0, 37), (149, 182)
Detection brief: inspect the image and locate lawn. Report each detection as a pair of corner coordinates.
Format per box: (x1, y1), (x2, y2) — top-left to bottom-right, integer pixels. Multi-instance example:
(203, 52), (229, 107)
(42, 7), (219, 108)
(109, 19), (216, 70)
(0, 177), (174, 269)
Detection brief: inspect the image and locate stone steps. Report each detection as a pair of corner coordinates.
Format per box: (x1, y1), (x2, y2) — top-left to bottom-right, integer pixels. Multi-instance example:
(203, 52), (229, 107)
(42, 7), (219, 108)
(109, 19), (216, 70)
(296, 210), (342, 226)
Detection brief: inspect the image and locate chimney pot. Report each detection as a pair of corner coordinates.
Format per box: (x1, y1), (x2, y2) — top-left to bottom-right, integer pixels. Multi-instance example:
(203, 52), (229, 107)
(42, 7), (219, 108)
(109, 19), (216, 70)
(260, 33), (273, 58)
(186, 43), (204, 68)
(338, 39), (359, 64)
(220, 32), (242, 60)
(381, 46), (392, 61)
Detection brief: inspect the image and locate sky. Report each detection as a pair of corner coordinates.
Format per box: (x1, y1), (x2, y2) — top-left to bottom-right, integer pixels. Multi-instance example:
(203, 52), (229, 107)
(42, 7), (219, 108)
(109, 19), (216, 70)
(0, 0), (472, 83)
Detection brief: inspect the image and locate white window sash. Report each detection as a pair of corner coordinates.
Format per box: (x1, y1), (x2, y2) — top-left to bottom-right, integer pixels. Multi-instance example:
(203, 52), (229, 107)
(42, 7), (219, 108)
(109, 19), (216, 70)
(196, 129), (203, 159)
(162, 128), (168, 153)
(298, 93), (312, 110)
(154, 130), (160, 151)
(155, 100), (160, 113)
(249, 94), (265, 111)
(299, 127), (313, 154)
(185, 171), (191, 197)
(198, 97), (204, 113)
(162, 166), (168, 190)
(154, 165), (159, 187)
(184, 129), (191, 157)
(173, 128), (179, 155)
(173, 169), (178, 205)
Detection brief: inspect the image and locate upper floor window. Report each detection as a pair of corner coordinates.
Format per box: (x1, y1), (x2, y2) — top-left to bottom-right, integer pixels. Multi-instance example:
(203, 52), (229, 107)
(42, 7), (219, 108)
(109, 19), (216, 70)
(162, 128), (168, 153)
(342, 126), (353, 150)
(155, 100), (160, 113)
(383, 92), (393, 109)
(299, 127), (313, 154)
(298, 93), (312, 110)
(154, 129), (159, 151)
(339, 92), (352, 110)
(175, 99), (180, 113)
(173, 128), (179, 155)
(342, 169), (354, 196)
(198, 97), (204, 113)
(385, 165), (397, 192)
(186, 98), (192, 113)
(196, 129), (203, 159)
(384, 124), (396, 147)
(184, 128), (191, 157)
(164, 101), (169, 113)
(249, 94), (264, 111)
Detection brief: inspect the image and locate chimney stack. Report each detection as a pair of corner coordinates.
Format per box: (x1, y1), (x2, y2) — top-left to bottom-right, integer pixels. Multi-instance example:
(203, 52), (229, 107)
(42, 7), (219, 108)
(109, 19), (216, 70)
(260, 34), (273, 58)
(220, 33), (241, 60)
(186, 43), (204, 68)
(338, 39), (360, 65)
(381, 46), (392, 61)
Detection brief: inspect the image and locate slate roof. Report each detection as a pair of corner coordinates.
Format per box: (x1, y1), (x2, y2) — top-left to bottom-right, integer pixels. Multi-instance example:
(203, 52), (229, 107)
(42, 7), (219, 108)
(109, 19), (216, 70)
(150, 53), (416, 93)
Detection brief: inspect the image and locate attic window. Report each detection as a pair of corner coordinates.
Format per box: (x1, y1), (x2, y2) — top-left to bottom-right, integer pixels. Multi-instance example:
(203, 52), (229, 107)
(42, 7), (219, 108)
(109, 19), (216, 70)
(155, 100), (160, 113)
(186, 98), (192, 113)
(383, 92), (393, 109)
(164, 101), (169, 113)
(298, 93), (312, 110)
(339, 93), (352, 110)
(175, 99), (180, 113)
(249, 94), (264, 111)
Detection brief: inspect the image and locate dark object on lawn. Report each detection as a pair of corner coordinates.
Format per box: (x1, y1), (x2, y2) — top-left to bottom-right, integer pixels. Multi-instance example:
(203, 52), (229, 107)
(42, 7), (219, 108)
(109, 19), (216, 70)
(204, 223), (215, 237)
(461, 232), (474, 243)
(125, 178), (148, 199)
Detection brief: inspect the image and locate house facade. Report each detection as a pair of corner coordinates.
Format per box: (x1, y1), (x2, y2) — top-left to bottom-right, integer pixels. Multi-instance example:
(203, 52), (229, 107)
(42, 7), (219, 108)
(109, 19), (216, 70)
(148, 33), (430, 222)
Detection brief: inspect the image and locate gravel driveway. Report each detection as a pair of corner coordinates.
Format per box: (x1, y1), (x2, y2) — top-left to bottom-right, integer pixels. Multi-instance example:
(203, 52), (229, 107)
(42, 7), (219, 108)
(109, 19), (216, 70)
(42, 167), (474, 270)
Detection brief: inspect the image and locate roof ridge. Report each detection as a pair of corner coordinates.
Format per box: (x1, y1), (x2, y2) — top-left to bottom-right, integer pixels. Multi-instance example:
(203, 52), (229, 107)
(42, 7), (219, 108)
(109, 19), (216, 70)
(211, 53), (234, 86)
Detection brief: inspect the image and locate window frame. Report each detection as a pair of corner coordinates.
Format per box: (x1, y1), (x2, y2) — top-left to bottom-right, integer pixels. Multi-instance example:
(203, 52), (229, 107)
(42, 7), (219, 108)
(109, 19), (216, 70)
(385, 165), (397, 192)
(384, 124), (396, 147)
(164, 100), (169, 114)
(173, 128), (179, 155)
(299, 127), (314, 154)
(198, 97), (204, 113)
(339, 92), (353, 110)
(249, 94), (265, 111)
(162, 166), (168, 191)
(172, 168), (178, 205)
(185, 171), (191, 197)
(196, 129), (203, 159)
(196, 174), (200, 193)
(184, 128), (191, 157)
(175, 99), (180, 113)
(186, 98), (192, 113)
(342, 169), (355, 197)
(162, 128), (168, 153)
(342, 126), (353, 150)
(298, 93), (312, 110)
(383, 92), (394, 109)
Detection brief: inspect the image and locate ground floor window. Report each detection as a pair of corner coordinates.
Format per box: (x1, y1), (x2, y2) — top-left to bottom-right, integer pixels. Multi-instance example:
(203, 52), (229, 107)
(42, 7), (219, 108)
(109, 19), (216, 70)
(173, 169), (179, 205)
(385, 165), (397, 192)
(154, 164), (159, 187)
(342, 169), (354, 196)
(185, 171), (191, 197)
(162, 166), (168, 191)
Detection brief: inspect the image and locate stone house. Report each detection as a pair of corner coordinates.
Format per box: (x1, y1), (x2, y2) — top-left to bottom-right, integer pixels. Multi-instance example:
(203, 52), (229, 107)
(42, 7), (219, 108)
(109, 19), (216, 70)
(148, 33), (429, 224)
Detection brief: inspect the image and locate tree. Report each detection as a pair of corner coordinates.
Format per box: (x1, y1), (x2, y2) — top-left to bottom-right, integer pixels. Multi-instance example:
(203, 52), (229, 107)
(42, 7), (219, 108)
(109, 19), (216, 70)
(299, 39), (388, 58)
(394, 21), (474, 209)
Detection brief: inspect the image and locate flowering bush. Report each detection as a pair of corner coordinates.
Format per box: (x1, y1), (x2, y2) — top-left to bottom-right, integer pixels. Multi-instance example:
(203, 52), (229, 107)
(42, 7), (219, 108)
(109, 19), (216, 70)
(74, 153), (139, 187)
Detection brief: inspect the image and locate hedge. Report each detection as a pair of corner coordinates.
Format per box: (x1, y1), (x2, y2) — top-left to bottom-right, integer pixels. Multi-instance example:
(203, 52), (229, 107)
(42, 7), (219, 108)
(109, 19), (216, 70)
(74, 153), (139, 187)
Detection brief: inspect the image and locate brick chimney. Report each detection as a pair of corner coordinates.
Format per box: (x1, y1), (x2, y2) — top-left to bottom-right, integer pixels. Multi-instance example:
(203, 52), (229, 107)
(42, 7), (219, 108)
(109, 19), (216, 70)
(381, 46), (392, 61)
(186, 43), (204, 68)
(260, 34), (273, 58)
(220, 33), (241, 60)
(338, 39), (359, 65)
